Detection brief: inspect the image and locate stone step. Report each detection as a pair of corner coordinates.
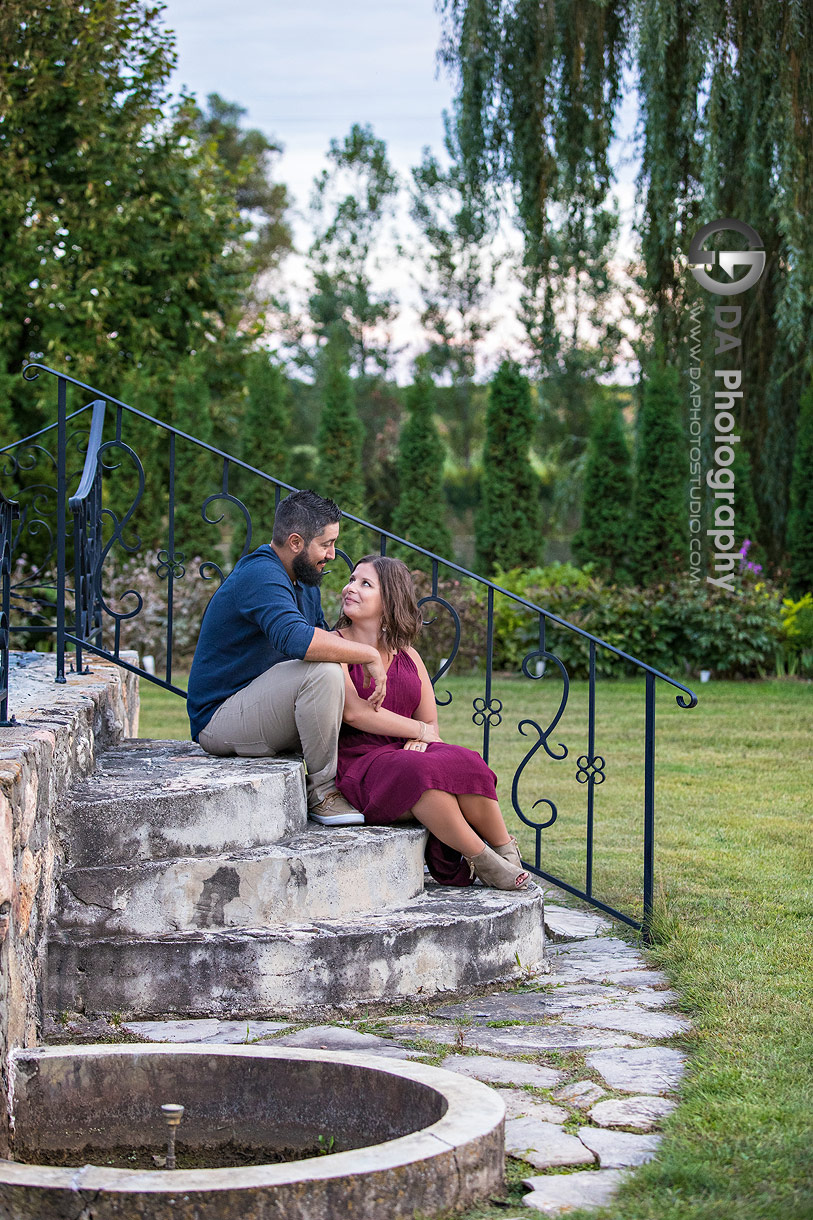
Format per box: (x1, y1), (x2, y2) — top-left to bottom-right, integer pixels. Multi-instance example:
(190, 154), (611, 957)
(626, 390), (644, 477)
(57, 740), (307, 865)
(54, 825), (428, 935)
(46, 881), (546, 1017)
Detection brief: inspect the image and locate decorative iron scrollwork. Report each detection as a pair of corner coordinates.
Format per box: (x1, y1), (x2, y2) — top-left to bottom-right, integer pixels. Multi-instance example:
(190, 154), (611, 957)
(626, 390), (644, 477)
(511, 719), (559, 830)
(576, 754), (606, 784)
(418, 594), (461, 705)
(519, 649), (569, 761)
(201, 491), (252, 561)
(472, 696), (502, 727)
(509, 618), (574, 830)
(199, 560), (225, 585)
(96, 438), (144, 559)
(155, 551), (186, 581)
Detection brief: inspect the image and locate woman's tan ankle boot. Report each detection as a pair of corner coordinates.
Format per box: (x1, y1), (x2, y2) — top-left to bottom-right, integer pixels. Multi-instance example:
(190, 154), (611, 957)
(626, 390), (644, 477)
(464, 844), (529, 890)
(492, 835), (523, 871)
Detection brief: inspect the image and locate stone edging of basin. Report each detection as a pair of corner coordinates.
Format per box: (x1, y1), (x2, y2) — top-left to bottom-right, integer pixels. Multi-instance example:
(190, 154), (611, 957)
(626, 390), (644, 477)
(2, 1043), (505, 1220)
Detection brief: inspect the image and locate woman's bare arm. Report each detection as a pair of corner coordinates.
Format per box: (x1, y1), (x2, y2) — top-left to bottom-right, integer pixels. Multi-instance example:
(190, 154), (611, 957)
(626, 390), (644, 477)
(341, 662), (439, 740)
(304, 627), (387, 710)
(407, 647), (441, 731)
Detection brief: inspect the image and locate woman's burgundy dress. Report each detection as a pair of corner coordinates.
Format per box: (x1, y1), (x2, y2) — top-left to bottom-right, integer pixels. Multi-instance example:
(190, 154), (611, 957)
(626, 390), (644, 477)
(335, 649), (499, 886)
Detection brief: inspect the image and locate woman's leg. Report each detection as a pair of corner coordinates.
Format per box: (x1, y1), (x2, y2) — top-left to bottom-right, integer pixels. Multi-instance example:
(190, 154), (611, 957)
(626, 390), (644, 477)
(410, 790), (485, 856)
(456, 793), (514, 847)
(410, 790), (528, 889)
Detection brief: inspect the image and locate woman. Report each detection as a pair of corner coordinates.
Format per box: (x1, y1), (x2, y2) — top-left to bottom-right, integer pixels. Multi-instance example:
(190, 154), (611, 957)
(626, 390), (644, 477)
(334, 554), (529, 890)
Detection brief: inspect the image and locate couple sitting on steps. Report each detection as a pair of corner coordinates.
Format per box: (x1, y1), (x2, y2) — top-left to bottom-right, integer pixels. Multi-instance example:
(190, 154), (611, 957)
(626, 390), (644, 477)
(187, 490), (529, 891)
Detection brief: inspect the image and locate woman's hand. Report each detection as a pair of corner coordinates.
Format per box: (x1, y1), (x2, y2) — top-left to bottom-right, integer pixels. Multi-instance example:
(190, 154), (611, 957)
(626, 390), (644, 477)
(361, 655), (388, 710)
(403, 739), (428, 752)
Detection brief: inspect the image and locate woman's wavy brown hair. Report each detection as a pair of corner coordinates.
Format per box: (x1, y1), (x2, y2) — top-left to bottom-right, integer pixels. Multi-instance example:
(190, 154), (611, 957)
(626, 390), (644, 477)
(336, 555), (422, 652)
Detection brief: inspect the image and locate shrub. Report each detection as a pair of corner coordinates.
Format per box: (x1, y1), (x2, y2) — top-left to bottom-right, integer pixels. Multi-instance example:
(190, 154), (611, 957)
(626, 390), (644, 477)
(410, 563), (785, 682)
(778, 593), (813, 676)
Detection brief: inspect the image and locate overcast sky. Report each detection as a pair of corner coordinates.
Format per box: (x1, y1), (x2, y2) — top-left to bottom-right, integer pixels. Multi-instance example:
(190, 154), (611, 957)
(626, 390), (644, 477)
(161, 0), (455, 217)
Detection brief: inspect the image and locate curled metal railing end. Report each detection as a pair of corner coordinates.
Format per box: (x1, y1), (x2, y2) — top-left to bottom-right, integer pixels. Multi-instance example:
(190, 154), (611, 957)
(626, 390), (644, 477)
(22, 363), (43, 382)
(675, 690), (698, 709)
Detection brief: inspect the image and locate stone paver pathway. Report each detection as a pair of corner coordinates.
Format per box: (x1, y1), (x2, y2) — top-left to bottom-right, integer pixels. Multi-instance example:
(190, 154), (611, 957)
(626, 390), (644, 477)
(109, 891), (688, 1217)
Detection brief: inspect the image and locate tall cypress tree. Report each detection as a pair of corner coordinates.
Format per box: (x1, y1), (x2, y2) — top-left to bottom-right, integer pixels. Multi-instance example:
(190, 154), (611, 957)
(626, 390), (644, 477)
(316, 329), (365, 558)
(243, 354), (291, 483)
(572, 394), (632, 581)
(170, 366), (219, 566)
(233, 354), (292, 558)
(787, 378), (813, 596)
(476, 361), (542, 575)
(391, 373), (453, 560)
(628, 360), (685, 586)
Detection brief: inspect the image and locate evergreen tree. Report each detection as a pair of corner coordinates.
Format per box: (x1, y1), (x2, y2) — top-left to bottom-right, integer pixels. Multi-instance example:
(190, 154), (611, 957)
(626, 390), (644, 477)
(572, 394), (632, 580)
(192, 94), (292, 283)
(230, 355), (293, 559)
(476, 361), (542, 575)
(116, 369), (168, 555)
(787, 378), (813, 596)
(170, 366), (219, 567)
(0, 1), (260, 433)
(288, 445), (318, 491)
(0, 352), (17, 449)
(628, 360), (685, 586)
(242, 355), (291, 484)
(355, 377), (402, 530)
(316, 331), (365, 559)
(391, 374), (453, 560)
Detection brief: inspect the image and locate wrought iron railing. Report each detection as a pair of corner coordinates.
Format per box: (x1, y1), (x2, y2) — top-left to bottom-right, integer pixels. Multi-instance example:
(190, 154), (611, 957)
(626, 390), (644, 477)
(0, 362), (698, 933)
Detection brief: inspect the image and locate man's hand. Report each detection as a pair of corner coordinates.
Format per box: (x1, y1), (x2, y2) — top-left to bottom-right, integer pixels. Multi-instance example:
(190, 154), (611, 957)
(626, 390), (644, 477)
(361, 656), (388, 710)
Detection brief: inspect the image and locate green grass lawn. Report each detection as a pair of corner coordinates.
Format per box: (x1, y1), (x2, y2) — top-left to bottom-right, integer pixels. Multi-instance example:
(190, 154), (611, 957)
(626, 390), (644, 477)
(139, 674), (813, 1220)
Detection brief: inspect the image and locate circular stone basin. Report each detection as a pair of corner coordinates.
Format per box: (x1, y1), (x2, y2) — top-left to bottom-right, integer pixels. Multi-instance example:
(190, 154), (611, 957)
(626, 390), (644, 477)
(1, 1044), (505, 1219)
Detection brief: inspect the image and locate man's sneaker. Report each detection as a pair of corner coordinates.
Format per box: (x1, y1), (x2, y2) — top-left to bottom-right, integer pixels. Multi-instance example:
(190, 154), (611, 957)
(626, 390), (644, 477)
(308, 791), (365, 826)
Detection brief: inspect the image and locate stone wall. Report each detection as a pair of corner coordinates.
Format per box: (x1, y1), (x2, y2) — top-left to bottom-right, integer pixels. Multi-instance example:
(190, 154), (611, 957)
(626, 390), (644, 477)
(0, 651), (139, 1155)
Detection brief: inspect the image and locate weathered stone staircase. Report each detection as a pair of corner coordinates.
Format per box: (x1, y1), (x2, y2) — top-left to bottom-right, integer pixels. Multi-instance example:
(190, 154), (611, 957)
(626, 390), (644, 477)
(46, 740), (545, 1018)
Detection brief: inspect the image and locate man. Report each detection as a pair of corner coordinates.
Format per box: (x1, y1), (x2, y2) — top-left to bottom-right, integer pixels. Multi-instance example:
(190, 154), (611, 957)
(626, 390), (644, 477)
(187, 489), (387, 825)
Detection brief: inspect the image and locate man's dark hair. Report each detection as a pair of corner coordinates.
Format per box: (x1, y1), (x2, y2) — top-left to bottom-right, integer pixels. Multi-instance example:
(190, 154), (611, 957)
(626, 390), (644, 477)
(272, 489), (341, 547)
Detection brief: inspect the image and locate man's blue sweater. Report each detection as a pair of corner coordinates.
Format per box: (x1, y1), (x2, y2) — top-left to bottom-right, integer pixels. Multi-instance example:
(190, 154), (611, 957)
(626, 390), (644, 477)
(186, 545), (328, 740)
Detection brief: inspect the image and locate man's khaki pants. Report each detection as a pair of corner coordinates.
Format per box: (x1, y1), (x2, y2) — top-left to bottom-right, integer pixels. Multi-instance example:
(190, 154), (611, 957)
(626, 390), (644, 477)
(197, 660), (345, 805)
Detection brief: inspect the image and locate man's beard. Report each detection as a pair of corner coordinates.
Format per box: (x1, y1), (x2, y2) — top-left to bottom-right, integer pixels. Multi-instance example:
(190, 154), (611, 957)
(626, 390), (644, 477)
(292, 550), (324, 586)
